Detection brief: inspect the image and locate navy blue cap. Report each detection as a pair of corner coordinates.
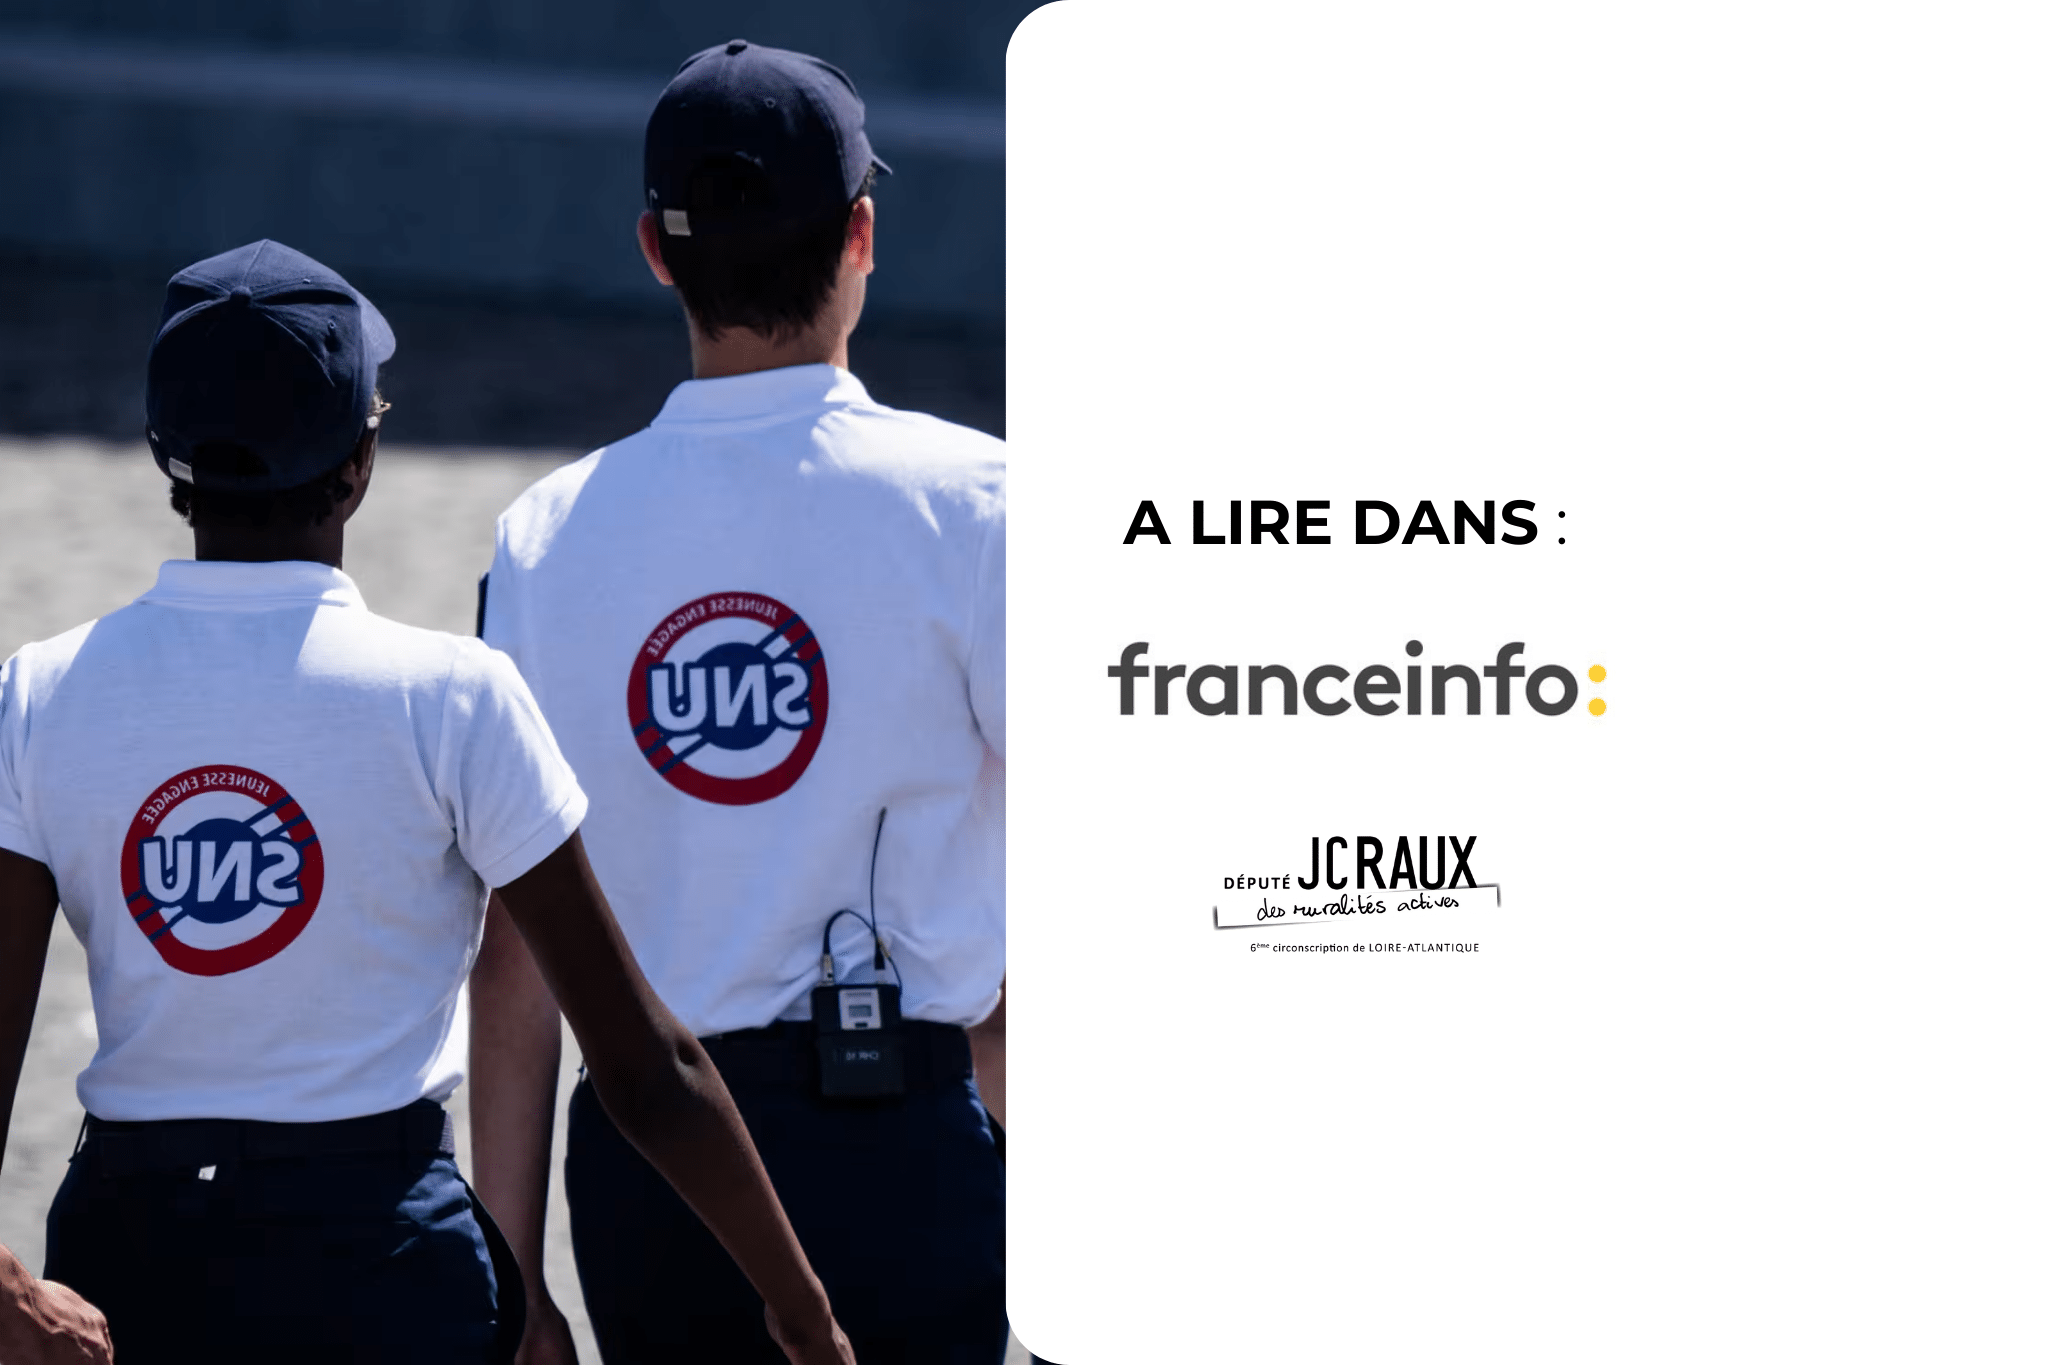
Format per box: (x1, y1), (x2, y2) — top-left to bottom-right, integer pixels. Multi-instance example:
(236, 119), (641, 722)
(145, 239), (395, 491)
(644, 39), (889, 240)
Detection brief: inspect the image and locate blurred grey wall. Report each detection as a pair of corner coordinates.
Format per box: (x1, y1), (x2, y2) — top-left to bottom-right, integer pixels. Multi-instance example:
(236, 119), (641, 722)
(0, 1), (1034, 323)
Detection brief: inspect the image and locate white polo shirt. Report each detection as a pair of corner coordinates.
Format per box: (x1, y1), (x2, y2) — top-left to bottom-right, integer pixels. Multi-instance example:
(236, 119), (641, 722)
(483, 364), (1003, 1036)
(0, 560), (587, 1123)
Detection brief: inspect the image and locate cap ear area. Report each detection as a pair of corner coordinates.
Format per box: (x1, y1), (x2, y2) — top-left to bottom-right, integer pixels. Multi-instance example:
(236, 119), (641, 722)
(637, 211), (675, 287)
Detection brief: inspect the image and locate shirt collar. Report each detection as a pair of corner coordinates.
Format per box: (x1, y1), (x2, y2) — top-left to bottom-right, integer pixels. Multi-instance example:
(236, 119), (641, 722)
(139, 560), (366, 611)
(650, 364), (872, 426)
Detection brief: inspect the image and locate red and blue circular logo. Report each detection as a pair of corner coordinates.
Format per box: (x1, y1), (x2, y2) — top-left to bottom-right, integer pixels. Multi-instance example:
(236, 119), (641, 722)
(119, 766), (324, 977)
(627, 592), (828, 806)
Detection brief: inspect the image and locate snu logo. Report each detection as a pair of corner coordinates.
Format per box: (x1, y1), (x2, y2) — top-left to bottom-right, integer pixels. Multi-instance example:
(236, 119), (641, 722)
(119, 765), (324, 976)
(627, 592), (829, 805)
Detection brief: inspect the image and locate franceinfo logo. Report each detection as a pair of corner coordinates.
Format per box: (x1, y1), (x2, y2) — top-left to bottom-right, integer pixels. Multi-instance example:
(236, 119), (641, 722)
(1106, 642), (1609, 718)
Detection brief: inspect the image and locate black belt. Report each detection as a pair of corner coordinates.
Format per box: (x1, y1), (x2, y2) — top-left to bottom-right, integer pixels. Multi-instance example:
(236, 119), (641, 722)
(81, 1098), (455, 1177)
(694, 1018), (974, 1093)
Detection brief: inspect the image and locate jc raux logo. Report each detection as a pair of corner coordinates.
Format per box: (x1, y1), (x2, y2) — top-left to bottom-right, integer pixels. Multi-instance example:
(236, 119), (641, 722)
(120, 766), (324, 976)
(628, 592), (830, 805)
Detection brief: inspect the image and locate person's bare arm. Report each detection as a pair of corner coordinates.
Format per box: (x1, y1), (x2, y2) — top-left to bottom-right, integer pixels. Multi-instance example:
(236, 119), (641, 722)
(491, 832), (852, 1365)
(0, 849), (114, 1364)
(966, 977), (1005, 1129)
(0, 847), (57, 1165)
(469, 892), (578, 1364)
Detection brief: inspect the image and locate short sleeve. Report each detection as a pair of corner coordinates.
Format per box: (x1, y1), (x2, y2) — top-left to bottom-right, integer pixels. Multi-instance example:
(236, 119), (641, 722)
(968, 509), (1006, 760)
(438, 643), (588, 888)
(0, 653), (43, 863)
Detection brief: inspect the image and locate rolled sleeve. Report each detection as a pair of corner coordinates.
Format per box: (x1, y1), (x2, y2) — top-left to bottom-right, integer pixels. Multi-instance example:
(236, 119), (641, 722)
(440, 643), (588, 888)
(0, 655), (43, 863)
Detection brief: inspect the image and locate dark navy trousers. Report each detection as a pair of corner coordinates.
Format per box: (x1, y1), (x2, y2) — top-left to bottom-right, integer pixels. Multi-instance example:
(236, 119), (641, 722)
(43, 1101), (518, 1365)
(566, 1022), (1006, 1365)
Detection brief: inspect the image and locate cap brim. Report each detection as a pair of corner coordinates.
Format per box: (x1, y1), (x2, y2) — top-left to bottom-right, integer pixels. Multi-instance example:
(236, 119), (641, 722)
(356, 292), (396, 364)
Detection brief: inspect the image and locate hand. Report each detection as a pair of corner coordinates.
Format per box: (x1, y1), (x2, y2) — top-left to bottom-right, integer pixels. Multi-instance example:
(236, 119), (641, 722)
(514, 1292), (579, 1365)
(0, 1252), (114, 1365)
(27, 1280), (113, 1365)
(764, 1301), (856, 1365)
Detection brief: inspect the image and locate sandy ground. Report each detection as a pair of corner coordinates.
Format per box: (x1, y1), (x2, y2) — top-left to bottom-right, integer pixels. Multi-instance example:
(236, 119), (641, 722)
(0, 438), (1034, 1364)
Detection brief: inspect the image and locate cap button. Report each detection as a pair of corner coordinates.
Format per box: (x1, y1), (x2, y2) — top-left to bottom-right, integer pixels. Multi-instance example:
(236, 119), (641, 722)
(228, 286), (254, 307)
(726, 38), (748, 54)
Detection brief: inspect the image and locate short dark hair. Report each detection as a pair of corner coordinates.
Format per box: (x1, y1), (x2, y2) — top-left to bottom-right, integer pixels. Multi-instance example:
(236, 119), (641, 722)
(167, 393), (383, 530)
(659, 166), (876, 343)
